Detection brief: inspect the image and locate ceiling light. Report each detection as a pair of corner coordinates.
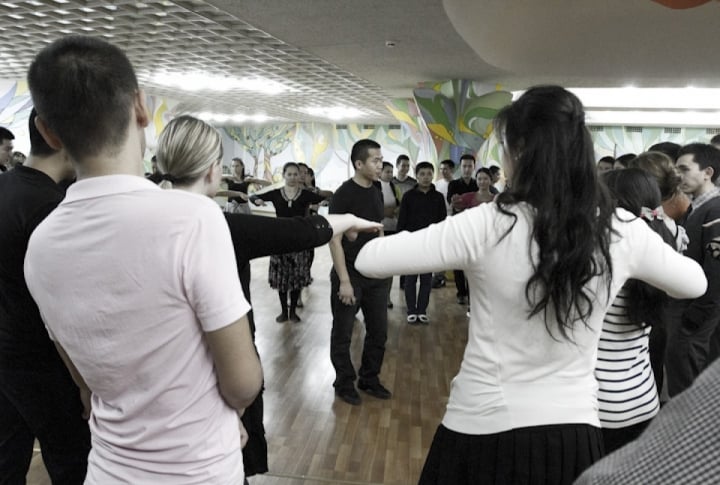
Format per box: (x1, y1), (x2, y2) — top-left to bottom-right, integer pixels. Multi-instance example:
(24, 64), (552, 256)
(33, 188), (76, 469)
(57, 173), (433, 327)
(150, 71), (292, 95)
(300, 106), (365, 120)
(570, 87), (720, 111)
(586, 110), (720, 127)
(196, 112), (272, 124)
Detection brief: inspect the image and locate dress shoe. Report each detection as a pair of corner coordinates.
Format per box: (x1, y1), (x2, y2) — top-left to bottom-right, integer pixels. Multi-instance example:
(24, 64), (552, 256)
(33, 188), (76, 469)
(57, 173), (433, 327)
(289, 311), (301, 323)
(358, 381), (392, 399)
(275, 311), (288, 323)
(335, 387), (361, 405)
(457, 295), (468, 305)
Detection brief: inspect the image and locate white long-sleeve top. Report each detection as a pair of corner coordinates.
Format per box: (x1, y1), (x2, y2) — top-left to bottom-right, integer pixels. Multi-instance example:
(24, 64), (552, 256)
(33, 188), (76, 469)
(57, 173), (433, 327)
(355, 202), (706, 435)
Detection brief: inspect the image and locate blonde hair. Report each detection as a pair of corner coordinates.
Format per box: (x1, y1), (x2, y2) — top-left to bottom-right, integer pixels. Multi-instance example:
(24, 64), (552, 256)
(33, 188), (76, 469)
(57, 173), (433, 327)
(155, 115), (223, 189)
(629, 151), (681, 201)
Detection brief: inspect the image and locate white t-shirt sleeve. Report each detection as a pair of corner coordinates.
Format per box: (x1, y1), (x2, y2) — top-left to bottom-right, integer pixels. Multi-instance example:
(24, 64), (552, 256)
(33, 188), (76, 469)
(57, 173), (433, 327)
(182, 203), (250, 332)
(356, 202), (490, 278)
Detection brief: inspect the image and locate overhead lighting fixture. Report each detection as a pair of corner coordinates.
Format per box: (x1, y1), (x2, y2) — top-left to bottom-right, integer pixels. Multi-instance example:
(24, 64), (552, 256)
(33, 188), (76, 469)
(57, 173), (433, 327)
(569, 87), (720, 111)
(196, 112), (271, 124)
(150, 71), (292, 95)
(586, 110), (720, 127)
(301, 106), (365, 120)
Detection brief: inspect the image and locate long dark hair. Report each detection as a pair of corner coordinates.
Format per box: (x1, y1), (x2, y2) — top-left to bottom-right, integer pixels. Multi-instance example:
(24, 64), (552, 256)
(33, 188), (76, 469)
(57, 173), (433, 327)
(602, 168), (676, 327)
(494, 86), (615, 339)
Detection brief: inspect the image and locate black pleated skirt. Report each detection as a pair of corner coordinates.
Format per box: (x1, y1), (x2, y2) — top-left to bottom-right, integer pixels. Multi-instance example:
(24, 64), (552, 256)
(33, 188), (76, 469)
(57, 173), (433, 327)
(419, 423), (604, 485)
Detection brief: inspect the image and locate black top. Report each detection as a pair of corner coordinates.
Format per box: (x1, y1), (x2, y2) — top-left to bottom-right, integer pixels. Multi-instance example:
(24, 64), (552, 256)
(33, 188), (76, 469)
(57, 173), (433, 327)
(447, 177), (479, 214)
(329, 178), (383, 265)
(227, 179), (250, 204)
(223, 212), (332, 476)
(397, 184), (447, 232)
(681, 197), (720, 328)
(0, 165), (66, 369)
(255, 187), (325, 218)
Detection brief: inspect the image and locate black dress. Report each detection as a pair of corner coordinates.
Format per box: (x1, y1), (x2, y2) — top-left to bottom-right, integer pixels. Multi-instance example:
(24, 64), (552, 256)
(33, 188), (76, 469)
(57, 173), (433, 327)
(255, 188), (326, 292)
(223, 212), (332, 476)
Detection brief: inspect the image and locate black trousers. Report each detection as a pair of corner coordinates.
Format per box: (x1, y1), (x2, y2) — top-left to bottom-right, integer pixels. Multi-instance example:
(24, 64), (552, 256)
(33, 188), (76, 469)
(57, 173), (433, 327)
(666, 315), (720, 397)
(453, 270), (468, 297)
(330, 269), (389, 390)
(0, 363), (90, 485)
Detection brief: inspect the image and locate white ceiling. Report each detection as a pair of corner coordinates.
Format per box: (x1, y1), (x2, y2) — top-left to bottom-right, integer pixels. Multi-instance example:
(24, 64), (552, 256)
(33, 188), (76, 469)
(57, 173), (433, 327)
(0, 0), (718, 124)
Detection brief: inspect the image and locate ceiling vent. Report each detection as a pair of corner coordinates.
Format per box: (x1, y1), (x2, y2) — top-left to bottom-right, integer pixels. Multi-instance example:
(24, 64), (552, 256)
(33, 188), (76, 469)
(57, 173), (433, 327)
(336, 124), (348, 130)
(624, 127), (643, 133)
(363, 124), (376, 130)
(663, 127), (681, 134)
(588, 126), (604, 132)
(707, 128), (720, 135)
(388, 124), (401, 130)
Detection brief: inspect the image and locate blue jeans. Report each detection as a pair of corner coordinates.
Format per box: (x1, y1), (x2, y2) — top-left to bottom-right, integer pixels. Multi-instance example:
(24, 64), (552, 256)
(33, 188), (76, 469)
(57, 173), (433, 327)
(0, 364), (90, 484)
(405, 273), (432, 314)
(330, 268), (389, 390)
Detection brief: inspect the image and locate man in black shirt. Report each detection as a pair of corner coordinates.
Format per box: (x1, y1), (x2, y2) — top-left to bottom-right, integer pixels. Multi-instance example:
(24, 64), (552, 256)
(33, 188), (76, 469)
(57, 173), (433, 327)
(329, 138), (390, 405)
(0, 110), (89, 482)
(0, 126), (14, 172)
(446, 154), (478, 305)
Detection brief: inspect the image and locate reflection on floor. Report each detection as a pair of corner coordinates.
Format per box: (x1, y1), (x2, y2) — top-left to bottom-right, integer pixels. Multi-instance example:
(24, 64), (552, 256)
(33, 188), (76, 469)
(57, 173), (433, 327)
(28, 247), (469, 485)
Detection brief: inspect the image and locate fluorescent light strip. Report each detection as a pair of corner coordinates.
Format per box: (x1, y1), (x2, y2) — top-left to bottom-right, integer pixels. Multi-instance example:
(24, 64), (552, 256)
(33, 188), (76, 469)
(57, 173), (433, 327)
(300, 106), (364, 120)
(586, 110), (720, 127)
(151, 72), (291, 95)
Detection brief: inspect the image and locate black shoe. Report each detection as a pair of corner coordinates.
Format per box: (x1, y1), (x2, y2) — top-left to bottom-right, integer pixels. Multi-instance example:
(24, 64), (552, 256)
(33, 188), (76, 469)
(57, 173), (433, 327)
(387, 300), (394, 309)
(335, 387), (361, 405)
(275, 311), (288, 323)
(358, 381), (392, 399)
(457, 295), (468, 305)
(289, 311), (301, 323)
(431, 277), (446, 288)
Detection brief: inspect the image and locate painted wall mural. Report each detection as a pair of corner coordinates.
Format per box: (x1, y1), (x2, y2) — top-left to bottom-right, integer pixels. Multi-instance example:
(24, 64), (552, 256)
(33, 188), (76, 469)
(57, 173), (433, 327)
(411, 80), (512, 162)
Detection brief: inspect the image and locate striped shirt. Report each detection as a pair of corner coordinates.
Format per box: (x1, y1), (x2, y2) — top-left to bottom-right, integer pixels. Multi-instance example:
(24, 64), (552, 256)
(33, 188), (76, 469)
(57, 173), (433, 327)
(596, 287), (659, 429)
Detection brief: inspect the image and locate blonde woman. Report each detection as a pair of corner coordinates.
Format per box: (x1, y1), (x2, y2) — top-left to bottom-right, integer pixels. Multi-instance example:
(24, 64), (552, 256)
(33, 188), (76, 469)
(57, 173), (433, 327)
(156, 115), (380, 478)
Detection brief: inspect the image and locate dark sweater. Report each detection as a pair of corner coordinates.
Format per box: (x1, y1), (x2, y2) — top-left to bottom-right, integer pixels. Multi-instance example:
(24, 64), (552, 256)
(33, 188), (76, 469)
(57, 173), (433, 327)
(397, 184), (447, 232)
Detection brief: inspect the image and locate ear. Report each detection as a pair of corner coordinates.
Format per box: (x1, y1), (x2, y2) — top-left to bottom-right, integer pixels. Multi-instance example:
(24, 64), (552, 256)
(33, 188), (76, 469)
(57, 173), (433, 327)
(34, 116), (63, 151)
(134, 89), (150, 128)
(704, 166), (714, 181)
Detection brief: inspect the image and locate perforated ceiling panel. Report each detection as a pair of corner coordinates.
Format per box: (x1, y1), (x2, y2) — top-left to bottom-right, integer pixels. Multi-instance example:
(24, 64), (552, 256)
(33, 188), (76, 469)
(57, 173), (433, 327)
(0, 0), (395, 122)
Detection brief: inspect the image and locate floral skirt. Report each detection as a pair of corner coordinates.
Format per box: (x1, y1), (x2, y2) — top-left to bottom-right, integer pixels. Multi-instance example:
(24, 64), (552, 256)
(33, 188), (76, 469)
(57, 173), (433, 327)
(268, 250), (313, 292)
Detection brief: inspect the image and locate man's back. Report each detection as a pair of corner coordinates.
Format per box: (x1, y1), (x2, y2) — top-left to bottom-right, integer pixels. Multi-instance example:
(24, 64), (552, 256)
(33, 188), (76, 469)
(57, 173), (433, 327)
(0, 166), (65, 368)
(25, 175), (250, 483)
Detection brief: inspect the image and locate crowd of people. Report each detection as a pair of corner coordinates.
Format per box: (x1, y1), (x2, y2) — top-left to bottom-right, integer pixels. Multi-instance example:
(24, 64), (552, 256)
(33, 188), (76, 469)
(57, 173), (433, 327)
(2, 35), (720, 485)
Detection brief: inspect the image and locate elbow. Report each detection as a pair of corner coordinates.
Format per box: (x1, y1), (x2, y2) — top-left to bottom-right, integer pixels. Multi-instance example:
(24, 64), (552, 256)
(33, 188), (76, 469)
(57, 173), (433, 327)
(221, 366), (263, 410)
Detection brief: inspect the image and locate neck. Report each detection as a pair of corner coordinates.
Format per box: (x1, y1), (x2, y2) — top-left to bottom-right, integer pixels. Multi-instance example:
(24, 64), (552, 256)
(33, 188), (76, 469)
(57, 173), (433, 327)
(24, 153), (72, 184)
(73, 123), (145, 180)
(418, 185), (430, 193)
(397, 174), (408, 181)
(352, 173), (373, 188)
(462, 176), (472, 183)
(695, 182), (717, 198)
(443, 175), (453, 182)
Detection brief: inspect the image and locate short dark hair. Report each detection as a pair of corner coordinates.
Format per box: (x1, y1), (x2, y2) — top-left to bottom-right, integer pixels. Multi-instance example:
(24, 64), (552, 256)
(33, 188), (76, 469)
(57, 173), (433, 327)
(647, 142), (681, 161)
(677, 143), (720, 183)
(396, 154), (409, 164)
(615, 153), (636, 168)
(297, 162), (309, 169)
(488, 165), (501, 176)
(0, 127), (14, 142)
(415, 161), (434, 173)
(382, 161), (393, 171)
(598, 156), (615, 165)
(27, 35), (139, 163)
(711, 134), (720, 146)
(440, 159), (455, 169)
(476, 167), (492, 178)
(282, 161), (299, 174)
(459, 154), (475, 164)
(350, 139), (380, 170)
(28, 108), (56, 157)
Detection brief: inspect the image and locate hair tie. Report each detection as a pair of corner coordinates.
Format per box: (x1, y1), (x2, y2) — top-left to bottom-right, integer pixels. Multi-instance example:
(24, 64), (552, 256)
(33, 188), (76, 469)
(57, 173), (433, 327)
(639, 206), (660, 221)
(160, 173), (176, 183)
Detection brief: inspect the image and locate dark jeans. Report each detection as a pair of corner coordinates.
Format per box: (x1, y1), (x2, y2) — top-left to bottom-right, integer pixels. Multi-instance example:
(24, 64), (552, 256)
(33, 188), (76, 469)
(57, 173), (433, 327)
(405, 273), (432, 314)
(453, 270), (468, 297)
(601, 419), (651, 454)
(666, 314), (720, 397)
(0, 364), (90, 484)
(330, 268), (389, 390)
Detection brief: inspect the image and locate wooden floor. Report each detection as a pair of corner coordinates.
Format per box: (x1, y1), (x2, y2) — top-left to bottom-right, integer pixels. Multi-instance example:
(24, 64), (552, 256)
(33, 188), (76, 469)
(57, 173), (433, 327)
(28, 247), (469, 485)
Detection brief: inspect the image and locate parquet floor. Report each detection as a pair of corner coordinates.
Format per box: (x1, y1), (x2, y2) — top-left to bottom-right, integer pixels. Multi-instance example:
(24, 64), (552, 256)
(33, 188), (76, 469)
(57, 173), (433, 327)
(27, 247), (469, 485)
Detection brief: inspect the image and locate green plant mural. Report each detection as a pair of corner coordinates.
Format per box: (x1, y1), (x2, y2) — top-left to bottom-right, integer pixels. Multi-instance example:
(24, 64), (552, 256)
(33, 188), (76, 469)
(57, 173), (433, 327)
(412, 80), (512, 161)
(224, 126), (267, 178)
(385, 98), (436, 166)
(293, 123), (334, 174)
(261, 124), (296, 181)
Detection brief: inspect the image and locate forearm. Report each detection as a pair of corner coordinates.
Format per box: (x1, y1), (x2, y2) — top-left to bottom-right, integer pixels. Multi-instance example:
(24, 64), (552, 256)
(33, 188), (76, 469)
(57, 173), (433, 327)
(329, 237), (351, 282)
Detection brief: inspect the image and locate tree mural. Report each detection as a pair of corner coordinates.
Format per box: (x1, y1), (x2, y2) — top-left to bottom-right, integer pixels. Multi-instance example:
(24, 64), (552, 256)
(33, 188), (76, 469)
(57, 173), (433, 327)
(224, 126), (265, 178)
(260, 124), (296, 181)
(292, 123), (334, 173)
(385, 98), (436, 165)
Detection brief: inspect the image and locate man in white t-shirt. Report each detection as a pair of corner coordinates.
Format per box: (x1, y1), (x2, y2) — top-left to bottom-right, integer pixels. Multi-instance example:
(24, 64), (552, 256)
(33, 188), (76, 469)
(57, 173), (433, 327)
(24, 35), (262, 484)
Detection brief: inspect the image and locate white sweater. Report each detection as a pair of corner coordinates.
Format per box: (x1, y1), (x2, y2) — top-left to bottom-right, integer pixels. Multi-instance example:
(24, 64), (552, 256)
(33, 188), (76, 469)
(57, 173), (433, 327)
(355, 202), (706, 435)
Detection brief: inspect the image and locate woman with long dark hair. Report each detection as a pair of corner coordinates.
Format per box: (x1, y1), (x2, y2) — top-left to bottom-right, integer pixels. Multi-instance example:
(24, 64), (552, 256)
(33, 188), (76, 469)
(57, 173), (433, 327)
(597, 168), (678, 453)
(354, 86), (706, 484)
